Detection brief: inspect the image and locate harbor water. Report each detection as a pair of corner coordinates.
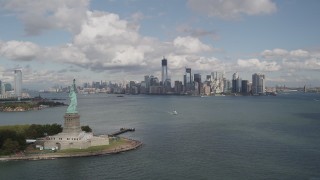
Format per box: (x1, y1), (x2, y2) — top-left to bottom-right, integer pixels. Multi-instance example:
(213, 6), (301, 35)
(0, 93), (320, 179)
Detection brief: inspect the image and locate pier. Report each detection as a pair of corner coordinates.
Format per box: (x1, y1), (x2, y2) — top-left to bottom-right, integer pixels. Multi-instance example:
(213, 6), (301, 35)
(109, 128), (135, 137)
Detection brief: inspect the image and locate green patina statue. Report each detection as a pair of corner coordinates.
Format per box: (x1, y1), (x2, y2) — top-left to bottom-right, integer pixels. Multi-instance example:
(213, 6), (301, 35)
(66, 79), (78, 113)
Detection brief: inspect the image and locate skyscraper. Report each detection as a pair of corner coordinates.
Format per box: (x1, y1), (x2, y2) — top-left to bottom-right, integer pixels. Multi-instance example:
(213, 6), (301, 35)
(210, 71), (225, 94)
(232, 72), (241, 93)
(14, 69), (22, 99)
(194, 73), (201, 95)
(184, 68), (193, 93)
(161, 57), (168, 86)
(144, 75), (150, 93)
(241, 80), (249, 94)
(252, 73), (265, 95)
(161, 57), (172, 93)
(194, 74), (201, 83)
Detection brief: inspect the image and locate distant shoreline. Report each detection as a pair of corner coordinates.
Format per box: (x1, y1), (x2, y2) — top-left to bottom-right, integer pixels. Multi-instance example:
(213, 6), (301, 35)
(0, 138), (142, 161)
(0, 100), (67, 112)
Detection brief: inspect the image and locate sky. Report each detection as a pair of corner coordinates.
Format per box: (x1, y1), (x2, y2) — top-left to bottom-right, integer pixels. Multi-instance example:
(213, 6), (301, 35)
(0, 0), (320, 90)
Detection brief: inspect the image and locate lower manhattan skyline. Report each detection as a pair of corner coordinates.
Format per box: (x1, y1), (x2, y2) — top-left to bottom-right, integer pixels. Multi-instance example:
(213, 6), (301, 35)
(0, 0), (320, 90)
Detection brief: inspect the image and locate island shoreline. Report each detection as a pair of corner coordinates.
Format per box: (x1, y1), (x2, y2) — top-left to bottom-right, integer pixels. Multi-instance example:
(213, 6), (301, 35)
(0, 138), (142, 161)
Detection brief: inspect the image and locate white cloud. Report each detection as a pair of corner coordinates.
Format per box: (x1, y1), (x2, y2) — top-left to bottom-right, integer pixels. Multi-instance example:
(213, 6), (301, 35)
(173, 36), (212, 54)
(237, 58), (280, 72)
(283, 57), (320, 71)
(187, 0), (277, 19)
(1, 0), (89, 35)
(0, 40), (40, 61)
(261, 48), (288, 58)
(70, 11), (155, 71)
(305, 58), (320, 70)
(290, 49), (309, 58)
(261, 48), (310, 60)
(46, 45), (89, 65)
(260, 48), (320, 74)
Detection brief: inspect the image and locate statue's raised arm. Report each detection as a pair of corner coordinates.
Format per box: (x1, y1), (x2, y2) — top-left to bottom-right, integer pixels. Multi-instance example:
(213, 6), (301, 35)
(66, 79), (78, 113)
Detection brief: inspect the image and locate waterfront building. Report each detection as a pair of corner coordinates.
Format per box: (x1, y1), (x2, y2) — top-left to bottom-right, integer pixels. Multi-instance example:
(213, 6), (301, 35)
(194, 73), (201, 95)
(206, 75), (211, 82)
(232, 72), (241, 93)
(203, 83), (211, 96)
(149, 76), (159, 86)
(164, 78), (171, 93)
(83, 82), (90, 88)
(140, 81), (147, 94)
(184, 68), (193, 93)
(210, 71), (225, 94)
(5, 83), (12, 91)
(174, 81), (183, 94)
(194, 81), (200, 96)
(92, 81), (101, 89)
(14, 69), (22, 99)
(148, 76), (161, 94)
(129, 81), (138, 94)
(223, 78), (230, 93)
(252, 73), (265, 95)
(241, 80), (249, 94)
(149, 85), (162, 94)
(232, 79), (236, 93)
(248, 82), (252, 94)
(194, 73), (201, 83)
(144, 75), (150, 93)
(36, 79), (109, 150)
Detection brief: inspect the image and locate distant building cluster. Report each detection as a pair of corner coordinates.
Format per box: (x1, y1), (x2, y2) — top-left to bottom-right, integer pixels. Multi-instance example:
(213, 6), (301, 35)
(3, 58), (316, 97)
(123, 58), (267, 96)
(0, 69), (28, 100)
(78, 57), (268, 96)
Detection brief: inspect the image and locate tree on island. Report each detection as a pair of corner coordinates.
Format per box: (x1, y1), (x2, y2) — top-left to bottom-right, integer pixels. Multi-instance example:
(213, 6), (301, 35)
(24, 124), (63, 139)
(81, 125), (92, 132)
(2, 138), (20, 155)
(0, 129), (26, 155)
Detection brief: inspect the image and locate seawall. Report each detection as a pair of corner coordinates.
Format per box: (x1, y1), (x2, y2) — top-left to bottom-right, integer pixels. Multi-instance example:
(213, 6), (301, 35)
(0, 138), (142, 161)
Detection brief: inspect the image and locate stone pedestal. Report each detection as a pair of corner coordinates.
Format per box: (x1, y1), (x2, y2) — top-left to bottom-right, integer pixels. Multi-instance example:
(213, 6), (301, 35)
(63, 113), (81, 133)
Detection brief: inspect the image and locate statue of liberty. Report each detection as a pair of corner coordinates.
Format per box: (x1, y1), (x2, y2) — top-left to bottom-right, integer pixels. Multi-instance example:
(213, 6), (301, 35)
(66, 79), (78, 113)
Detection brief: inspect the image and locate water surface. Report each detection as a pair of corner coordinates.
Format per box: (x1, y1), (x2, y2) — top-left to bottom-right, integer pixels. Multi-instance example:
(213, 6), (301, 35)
(1, 93), (320, 179)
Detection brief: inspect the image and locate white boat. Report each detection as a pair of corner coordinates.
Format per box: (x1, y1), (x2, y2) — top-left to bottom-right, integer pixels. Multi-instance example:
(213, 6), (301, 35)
(172, 110), (178, 115)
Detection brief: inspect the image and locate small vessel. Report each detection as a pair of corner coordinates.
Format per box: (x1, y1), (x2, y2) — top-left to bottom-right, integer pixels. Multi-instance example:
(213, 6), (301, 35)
(172, 110), (178, 115)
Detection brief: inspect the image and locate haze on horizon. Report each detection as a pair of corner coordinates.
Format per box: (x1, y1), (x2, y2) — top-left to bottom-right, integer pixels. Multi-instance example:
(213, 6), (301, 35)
(0, 0), (319, 90)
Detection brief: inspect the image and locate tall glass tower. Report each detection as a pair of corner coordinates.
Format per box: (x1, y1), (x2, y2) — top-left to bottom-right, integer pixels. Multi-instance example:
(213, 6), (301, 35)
(252, 73), (265, 95)
(161, 57), (168, 86)
(184, 68), (192, 93)
(14, 69), (22, 99)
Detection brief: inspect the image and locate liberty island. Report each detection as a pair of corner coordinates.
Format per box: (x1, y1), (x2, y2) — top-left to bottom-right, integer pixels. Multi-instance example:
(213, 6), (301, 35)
(0, 79), (142, 161)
